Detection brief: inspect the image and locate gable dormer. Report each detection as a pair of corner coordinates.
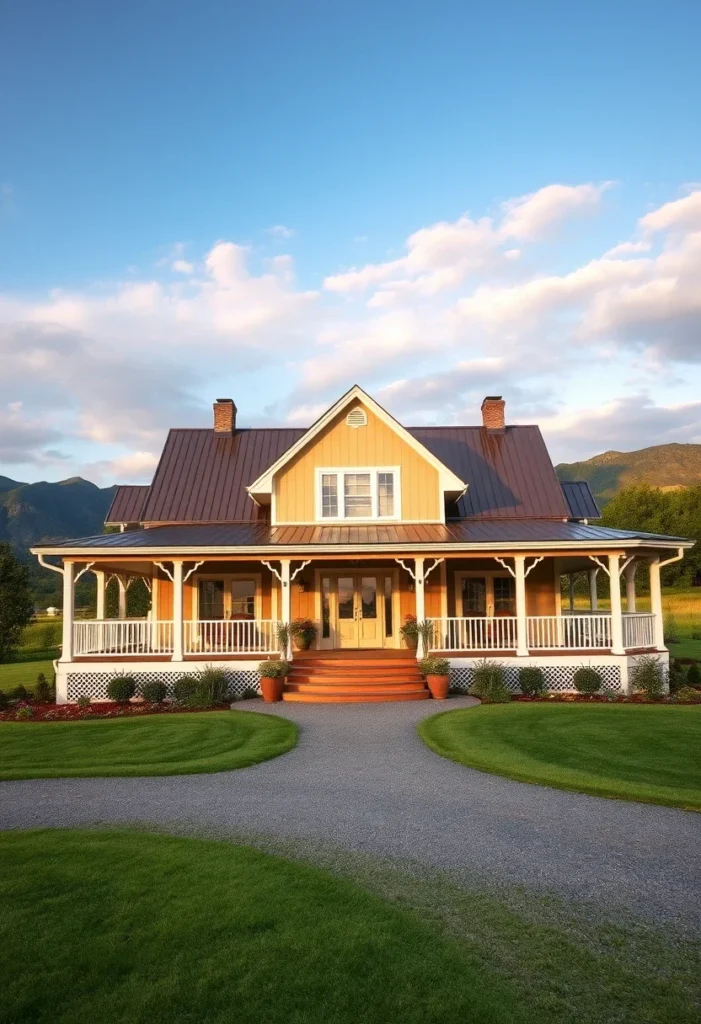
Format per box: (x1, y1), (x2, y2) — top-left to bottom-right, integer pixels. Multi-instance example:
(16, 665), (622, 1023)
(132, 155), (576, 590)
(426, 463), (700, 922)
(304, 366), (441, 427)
(247, 386), (465, 526)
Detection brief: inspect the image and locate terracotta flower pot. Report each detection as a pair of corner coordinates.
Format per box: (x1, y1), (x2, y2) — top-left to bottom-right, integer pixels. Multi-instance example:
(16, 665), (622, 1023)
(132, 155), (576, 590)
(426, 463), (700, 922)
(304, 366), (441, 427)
(402, 634), (418, 650)
(426, 674), (450, 700)
(260, 676), (285, 703)
(293, 635), (312, 651)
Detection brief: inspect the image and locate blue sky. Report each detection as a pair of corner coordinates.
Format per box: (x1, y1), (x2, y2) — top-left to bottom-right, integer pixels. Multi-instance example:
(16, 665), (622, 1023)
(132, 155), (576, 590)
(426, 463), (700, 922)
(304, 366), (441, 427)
(1, 0), (700, 483)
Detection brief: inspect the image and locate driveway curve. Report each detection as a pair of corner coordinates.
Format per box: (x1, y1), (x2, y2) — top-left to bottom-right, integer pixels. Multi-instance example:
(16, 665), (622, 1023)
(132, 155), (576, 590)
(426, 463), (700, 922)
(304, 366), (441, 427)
(1, 697), (700, 930)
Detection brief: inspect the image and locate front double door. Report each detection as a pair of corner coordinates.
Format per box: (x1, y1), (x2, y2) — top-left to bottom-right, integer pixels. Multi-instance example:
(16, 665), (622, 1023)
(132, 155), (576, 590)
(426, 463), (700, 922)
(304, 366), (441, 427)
(320, 572), (395, 649)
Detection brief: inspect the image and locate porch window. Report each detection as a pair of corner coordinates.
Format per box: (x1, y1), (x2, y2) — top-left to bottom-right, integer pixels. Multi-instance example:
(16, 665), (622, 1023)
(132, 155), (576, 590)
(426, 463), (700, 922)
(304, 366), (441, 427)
(493, 576), (516, 614)
(231, 579), (256, 617)
(317, 468), (400, 521)
(199, 580), (225, 620)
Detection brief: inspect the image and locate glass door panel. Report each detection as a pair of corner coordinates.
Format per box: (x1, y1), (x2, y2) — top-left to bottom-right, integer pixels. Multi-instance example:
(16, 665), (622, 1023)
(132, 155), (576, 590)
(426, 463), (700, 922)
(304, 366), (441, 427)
(336, 577), (357, 646)
(199, 580), (225, 620)
(359, 576), (380, 646)
(462, 577), (487, 617)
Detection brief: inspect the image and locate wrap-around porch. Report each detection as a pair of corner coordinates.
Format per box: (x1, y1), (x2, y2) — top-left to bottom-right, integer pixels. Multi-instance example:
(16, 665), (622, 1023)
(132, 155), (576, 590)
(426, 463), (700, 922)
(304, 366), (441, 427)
(60, 551), (666, 661)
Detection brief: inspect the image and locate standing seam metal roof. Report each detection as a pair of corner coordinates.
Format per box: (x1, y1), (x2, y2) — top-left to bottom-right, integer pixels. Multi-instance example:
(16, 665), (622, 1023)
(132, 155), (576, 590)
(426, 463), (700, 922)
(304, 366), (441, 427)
(137, 423), (570, 525)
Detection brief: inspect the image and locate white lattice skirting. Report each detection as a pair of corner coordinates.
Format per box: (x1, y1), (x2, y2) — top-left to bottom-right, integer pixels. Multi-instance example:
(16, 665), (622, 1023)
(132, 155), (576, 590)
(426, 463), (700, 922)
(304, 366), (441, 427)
(63, 663), (261, 702)
(449, 664), (623, 694)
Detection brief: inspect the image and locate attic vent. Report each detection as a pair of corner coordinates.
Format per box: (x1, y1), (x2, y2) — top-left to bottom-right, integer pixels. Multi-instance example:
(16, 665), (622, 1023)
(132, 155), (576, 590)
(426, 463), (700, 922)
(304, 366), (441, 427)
(346, 408), (367, 428)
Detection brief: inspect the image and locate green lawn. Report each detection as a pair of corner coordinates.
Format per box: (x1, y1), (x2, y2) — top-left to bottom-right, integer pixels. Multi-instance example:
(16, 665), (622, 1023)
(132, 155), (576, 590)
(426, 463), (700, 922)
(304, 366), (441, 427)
(419, 704), (701, 810)
(0, 658), (54, 693)
(2, 829), (698, 1024)
(668, 638), (701, 661)
(0, 710), (297, 779)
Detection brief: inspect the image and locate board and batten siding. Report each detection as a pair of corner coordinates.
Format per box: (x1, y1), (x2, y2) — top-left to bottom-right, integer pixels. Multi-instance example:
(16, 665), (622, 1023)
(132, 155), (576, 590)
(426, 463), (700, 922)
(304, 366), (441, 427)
(274, 402), (441, 523)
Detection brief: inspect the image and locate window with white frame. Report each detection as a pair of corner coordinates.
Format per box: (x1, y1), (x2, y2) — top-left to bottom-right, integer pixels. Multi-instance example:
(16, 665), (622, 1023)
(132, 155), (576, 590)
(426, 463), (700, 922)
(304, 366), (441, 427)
(317, 468), (400, 520)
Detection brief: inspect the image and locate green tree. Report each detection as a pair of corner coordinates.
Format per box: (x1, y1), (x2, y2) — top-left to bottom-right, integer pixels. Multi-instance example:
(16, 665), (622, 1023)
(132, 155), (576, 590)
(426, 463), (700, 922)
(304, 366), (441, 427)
(0, 543), (34, 662)
(601, 484), (701, 587)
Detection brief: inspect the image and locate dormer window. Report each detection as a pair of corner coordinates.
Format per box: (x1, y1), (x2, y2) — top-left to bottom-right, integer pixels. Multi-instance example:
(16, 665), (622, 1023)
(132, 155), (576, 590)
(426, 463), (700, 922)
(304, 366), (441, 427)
(317, 468), (400, 521)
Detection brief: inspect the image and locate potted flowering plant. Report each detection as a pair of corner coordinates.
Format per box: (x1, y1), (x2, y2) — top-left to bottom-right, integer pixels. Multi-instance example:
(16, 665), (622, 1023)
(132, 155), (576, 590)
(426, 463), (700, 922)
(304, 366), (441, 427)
(418, 657), (451, 700)
(289, 618), (317, 651)
(400, 614), (419, 650)
(258, 659), (291, 702)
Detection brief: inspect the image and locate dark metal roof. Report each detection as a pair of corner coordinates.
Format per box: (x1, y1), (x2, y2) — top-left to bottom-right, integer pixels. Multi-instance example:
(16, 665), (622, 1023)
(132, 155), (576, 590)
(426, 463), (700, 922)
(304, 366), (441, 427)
(141, 427), (306, 523)
(560, 481), (601, 520)
(411, 425), (570, 519)
(38, 520), (691, 552)
(129, 422), (570, 526)
(105, 485), (150, 524)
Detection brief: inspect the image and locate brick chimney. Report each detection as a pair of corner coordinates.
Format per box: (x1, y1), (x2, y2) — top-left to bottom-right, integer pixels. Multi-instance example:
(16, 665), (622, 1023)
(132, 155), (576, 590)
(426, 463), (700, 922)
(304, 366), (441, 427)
(213, 398), (237, 434)
(481, 396), (505, 432)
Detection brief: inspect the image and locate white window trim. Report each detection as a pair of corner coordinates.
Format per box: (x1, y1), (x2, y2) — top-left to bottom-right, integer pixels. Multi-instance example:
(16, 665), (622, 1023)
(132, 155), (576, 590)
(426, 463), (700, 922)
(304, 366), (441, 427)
(315, 467), (402, 522)
(192, 572), (263, 621)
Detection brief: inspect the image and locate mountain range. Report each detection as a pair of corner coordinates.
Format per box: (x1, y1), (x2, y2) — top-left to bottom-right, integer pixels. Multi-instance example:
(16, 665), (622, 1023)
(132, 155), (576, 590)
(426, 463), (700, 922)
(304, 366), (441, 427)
(555, 443), (701, 506)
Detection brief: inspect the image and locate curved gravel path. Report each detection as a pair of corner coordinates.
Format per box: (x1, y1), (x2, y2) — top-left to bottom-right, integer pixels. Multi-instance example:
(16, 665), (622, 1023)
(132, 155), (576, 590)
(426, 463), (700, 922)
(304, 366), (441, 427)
(1, 697), (700, 929)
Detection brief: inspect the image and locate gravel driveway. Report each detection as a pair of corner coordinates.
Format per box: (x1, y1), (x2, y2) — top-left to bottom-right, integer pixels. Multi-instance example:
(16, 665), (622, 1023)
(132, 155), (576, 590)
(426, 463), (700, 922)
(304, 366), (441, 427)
(1, 697), (699, 930)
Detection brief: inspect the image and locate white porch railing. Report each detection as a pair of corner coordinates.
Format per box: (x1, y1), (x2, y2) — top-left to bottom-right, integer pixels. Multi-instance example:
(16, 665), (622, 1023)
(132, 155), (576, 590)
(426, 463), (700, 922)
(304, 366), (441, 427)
(527, 614), (612, 649)
(429, 617), (518, 651)
(73, 620), (174, 656)
(622, 613), (656, 649)
(184, 619), (280, 655)
(427, 614), (658, 652)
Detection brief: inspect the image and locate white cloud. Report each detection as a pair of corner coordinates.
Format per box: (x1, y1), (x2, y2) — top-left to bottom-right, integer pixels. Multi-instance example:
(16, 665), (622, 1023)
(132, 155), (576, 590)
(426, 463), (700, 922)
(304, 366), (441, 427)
(266, 224), (295, 239)
(602, 240), (652, 259)
(640, 191), (701, 234)
(500, 182), (612, 240)
(171, 259), (194, 274)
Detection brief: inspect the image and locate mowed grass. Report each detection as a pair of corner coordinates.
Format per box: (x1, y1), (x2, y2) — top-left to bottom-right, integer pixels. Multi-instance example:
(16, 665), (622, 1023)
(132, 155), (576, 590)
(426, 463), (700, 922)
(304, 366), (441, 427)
(0, 829), (530, 1024)
(0, 659), (54, 693)
(419, 704), (701, 810)
(0, 710), (297, 780)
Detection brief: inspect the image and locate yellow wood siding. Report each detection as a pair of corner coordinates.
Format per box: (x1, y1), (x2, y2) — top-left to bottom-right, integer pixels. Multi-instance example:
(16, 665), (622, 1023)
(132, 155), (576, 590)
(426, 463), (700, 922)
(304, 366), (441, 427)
(274, 401), (441, 523)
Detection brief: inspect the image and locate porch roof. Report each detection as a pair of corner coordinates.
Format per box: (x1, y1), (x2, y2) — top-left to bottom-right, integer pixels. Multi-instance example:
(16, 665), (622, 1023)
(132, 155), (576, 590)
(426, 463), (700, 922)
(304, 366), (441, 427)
(31, 519), (693, 556)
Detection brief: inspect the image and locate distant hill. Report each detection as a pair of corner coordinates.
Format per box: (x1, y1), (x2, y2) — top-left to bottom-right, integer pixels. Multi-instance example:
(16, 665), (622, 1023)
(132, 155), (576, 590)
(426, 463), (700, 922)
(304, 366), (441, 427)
(0, 477), (117, 551)
(556, 443), (701, 506)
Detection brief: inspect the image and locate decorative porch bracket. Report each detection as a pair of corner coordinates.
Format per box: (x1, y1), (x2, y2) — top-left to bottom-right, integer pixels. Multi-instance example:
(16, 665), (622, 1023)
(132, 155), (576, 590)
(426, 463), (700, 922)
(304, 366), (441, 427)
(291, 560), (311, 582)
(183, 561), (204, 584)
(154, 561), (175, 582)
(423, 557), (444, 581)
(494, 555), (543, 578)
(395, 558), (416, 580)
(261, 560), (282, 582)
(73, 561), (96, 583)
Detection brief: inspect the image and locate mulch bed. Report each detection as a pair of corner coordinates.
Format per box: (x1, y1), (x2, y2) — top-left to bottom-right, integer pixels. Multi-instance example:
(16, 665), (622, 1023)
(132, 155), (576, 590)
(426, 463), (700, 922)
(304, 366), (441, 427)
(0, 700), (254, 722)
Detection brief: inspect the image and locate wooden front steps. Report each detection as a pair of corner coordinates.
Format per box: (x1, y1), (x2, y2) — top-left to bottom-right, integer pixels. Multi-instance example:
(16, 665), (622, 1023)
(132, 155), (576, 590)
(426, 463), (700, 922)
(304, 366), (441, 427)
(283, 651), (429, 703)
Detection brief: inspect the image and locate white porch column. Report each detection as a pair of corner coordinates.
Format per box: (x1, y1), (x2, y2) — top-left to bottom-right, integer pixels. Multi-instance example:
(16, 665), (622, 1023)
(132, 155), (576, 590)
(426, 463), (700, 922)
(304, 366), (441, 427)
(117, 576), (127, 618)
(514, 554), (528, 656)
(60, 561), (74, 662)
(588, 569), (599, 611)
(281, 559), (291, 659)
(649, 557), (665, 651)
(172, 560), (184, 661)
(608, 554), (625, 655)
(624, 560), (637, 612)
(95, 570), (106, 619)
(415, 557), (425, 658)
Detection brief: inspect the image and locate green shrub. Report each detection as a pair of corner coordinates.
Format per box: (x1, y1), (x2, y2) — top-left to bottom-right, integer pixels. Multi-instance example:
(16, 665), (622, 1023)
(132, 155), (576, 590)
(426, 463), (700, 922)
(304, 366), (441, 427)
(15, 705), (35, 719)
(518, 666), (545, 697)
(686, 663), (701, 688)
(629, 655), (664, 700)
(141, 680), (167, 704)
(258, 659), (291, 678)
(106, 676), (136, 703)
(0, 689), (9, 709)
(173, 675), (199, 704)
(76, 695), (91, 710)
(573, 667), (602, 695)
(418, 657), (450, 676)
(241, 685), (259, 700)
(192, 667), (230, 707)
(469, 660), (507, 701)
(668, 660), (687, 693)
(9, 685), (29, 701)
(482, 683), (512, 704)
(34, 673), (52, 703)
(674, 686), (701, 704)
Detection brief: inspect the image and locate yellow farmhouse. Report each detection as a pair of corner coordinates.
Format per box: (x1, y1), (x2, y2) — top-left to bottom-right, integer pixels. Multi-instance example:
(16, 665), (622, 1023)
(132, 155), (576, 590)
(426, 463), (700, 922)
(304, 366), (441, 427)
(32, 385), (693, 703)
